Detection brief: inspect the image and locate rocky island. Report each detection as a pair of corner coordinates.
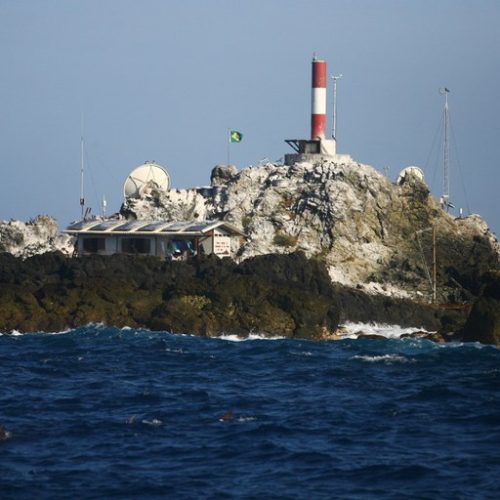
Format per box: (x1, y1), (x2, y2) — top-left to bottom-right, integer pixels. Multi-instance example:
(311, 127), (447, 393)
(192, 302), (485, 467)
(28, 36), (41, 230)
(1, 159), (499, 344)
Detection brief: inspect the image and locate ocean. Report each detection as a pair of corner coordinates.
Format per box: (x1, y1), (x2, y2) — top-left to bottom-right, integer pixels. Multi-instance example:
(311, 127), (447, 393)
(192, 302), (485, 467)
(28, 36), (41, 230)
(1, 325), (499, 499)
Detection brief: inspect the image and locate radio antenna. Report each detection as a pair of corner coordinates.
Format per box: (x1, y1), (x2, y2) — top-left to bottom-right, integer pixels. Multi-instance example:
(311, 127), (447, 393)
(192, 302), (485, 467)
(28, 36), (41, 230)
(331, 74), (343, 141)
(439, 88), (451, 211)
(80, 113), (85, 220)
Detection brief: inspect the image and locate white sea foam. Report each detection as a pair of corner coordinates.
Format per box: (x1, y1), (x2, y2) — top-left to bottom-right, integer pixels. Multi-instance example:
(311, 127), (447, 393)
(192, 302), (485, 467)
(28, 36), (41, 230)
(290, 350), (313, 357)
(216, 333), (285, 342)
(141, 418), (163, 427)
(164, 347), (186, 354)
(8, 330), (23, 336)
(338, 321), (432, 340)
(45, 327), (73, 335)
(352, 354), (414, 364)
(237, 416), (257, 422)
(0, 323), (113, 337)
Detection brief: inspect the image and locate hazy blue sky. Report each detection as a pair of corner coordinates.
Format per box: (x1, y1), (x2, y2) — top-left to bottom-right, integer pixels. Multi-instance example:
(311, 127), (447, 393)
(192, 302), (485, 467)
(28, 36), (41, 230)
(1, 0), (499, 236)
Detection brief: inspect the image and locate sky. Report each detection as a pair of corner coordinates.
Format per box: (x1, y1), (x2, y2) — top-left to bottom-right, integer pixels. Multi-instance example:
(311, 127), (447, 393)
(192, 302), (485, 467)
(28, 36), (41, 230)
(1, 0), (499, 236)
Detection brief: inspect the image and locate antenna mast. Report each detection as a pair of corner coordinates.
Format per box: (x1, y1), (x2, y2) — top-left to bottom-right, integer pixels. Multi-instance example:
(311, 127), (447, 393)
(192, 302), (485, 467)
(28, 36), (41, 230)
(80, 114), (85, 220)
(439, 88), (451, 210)
(331, 74), (343, 140)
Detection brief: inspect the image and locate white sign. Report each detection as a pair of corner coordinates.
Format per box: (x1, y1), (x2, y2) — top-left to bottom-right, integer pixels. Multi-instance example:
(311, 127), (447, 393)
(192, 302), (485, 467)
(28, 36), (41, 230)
(213, 236), (231, 256)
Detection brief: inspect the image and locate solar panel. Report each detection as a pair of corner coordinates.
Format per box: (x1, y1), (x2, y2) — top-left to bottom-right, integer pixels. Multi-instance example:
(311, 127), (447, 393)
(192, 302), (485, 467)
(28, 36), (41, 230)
(66, 221), (88, 231)
(141, 222), (170, 232)
(66, 218), (241, 236)
(185, 222), (216, 232)
(90, 221), (122, 231)
(112, 221), (144, 232)
(159, 221), (192, 232)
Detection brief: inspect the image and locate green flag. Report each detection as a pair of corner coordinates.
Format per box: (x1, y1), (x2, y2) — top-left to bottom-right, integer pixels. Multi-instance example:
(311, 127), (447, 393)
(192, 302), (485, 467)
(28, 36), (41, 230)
(230, 130), (243, 143)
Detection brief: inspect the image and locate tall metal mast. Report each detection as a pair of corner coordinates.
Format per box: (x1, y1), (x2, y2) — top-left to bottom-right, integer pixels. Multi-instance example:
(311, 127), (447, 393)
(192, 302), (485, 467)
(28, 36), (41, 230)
(80, 113), (85, 220)
(80, 135), (85, 220)
(439, 88), (451, 210)
(331, 74), (342, 140)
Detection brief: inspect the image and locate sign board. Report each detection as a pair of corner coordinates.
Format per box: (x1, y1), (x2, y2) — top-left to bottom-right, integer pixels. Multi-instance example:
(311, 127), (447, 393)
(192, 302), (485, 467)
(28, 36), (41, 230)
(213, 236), (231, 256)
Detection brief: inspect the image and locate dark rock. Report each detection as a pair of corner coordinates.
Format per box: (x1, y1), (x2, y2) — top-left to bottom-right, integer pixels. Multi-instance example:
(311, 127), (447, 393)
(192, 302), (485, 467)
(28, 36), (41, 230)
(333, 283), (469, 332)
(0, 252), (339, 339)
(401, 331), (445, 343)
(423, 332), (446, 343)
(211, 165), (238, 187)
(357, 333), (387, 340)
(462, 272), (500, 346)
(0, 251), (482, 343)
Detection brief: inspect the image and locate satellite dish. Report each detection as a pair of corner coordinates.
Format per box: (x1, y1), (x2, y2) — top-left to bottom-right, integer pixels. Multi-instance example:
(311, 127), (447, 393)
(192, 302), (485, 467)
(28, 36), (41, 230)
(123, 162), (170, 199)
(397, 166), (425, 186)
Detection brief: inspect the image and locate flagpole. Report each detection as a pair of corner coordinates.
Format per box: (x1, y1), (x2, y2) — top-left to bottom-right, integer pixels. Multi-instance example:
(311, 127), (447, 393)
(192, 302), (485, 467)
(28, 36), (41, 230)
(227, 128), (230, 165)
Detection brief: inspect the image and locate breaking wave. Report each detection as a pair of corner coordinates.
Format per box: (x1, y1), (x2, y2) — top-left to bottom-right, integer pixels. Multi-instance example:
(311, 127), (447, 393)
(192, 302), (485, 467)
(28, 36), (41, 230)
(351, 353), (415, 364)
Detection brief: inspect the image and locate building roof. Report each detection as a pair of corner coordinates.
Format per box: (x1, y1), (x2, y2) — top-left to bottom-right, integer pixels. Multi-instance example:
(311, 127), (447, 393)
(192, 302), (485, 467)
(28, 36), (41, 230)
(65, 219), (245, 237)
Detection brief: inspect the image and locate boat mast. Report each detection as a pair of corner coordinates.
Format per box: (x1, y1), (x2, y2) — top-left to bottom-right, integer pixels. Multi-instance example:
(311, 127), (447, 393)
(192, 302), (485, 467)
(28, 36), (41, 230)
(440, 88), (451, 210)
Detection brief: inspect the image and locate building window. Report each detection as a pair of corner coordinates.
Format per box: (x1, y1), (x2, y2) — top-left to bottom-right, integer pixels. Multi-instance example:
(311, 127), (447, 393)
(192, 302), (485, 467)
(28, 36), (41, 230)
(121, 238), (151, 254)
(82, 237), (106, 253)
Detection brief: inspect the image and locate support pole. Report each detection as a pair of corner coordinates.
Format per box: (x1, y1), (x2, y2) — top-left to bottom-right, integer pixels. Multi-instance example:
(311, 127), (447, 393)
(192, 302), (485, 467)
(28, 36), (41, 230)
(432, 224), (437, 304)
(331, 74), (342, 140)
(80, 134), (85, 220)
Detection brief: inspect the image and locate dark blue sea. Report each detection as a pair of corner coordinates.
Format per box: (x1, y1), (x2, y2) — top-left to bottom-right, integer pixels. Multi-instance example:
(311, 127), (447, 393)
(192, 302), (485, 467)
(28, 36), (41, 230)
(1, 325), (499, 499)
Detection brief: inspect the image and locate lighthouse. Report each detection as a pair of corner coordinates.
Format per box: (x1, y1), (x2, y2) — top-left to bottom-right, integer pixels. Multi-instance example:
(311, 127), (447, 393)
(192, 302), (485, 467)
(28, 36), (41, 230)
(311, 57), (327, 140)
(285, 56), (352, 166)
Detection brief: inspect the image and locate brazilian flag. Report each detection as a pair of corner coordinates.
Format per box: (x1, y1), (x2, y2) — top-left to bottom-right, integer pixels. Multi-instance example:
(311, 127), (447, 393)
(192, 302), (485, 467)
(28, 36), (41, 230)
(230, 130), (243, 143)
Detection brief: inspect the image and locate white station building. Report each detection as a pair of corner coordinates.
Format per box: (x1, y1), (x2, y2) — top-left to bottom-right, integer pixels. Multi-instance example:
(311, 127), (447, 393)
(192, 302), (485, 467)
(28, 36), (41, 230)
(66, 219), (245, 259)
(67, 161), (245, 259)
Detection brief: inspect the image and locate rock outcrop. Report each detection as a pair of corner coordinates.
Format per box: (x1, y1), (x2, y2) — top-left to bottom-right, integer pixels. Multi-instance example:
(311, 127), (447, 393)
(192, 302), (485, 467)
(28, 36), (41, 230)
(2, 159), (498, 342)
(0, 252), (340, 338)
(122, 160), (500, 302)
(0, 215), (74, 258)
(0, 251), (470, 338)
(461, 272), (500, 346)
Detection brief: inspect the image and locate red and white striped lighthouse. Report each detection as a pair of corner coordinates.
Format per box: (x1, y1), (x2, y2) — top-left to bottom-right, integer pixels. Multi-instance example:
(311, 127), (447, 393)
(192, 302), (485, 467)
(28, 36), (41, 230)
(311, 57), (327, 140)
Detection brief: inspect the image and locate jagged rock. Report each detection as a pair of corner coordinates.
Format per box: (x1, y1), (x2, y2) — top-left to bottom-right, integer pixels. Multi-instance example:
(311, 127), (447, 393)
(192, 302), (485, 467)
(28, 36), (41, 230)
(0, 252), (340, 339)
(0, 215), (74, 258)
(400, 331), (446, 343)
(211, 164), (238, 186)
(119, 159), (499, 301)
(357, 333), (388, 340)
(0, 250), (473, 340)
(333, 283), (468, 331)
(2, 159), (499, 341)
(121, 187), (208, 221)
(462, 272), (500, 346)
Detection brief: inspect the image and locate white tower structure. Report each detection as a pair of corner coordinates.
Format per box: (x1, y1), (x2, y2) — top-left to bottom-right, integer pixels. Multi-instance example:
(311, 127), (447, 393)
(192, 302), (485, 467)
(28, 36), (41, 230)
(440, 88), (452, 211)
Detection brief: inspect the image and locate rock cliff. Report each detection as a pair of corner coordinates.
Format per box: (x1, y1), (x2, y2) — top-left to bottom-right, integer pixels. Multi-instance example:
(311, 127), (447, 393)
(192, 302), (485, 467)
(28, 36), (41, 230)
(0, 252), (340, 338)
(122, 160), (500, 302)
(461, 271), (500, 346)
(2, 159), (499, 343)
(0, 215), (74, 258)
(0, 251), (467, 337)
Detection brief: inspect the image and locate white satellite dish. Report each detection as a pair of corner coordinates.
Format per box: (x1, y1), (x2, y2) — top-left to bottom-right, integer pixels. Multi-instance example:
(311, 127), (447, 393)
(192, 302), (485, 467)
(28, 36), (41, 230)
(123, 162), (170, 199)
(397, 166), (425, 186)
